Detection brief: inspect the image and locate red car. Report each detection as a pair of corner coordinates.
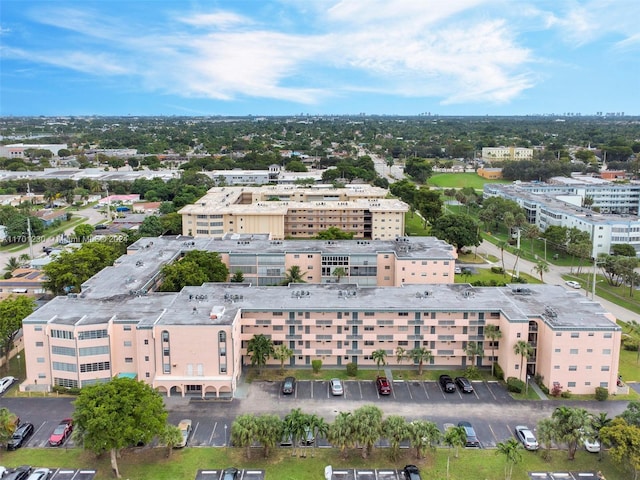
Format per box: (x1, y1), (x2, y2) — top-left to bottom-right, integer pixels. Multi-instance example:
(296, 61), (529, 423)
(376, 376), (392, 395)
(49, 418), (73, 446)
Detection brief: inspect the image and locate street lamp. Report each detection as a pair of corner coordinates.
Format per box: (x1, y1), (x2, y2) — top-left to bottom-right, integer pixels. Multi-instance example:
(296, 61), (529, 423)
(17, 354), (22, 381)
(224, 424), (228, 447)
(526, 374), (530, 395)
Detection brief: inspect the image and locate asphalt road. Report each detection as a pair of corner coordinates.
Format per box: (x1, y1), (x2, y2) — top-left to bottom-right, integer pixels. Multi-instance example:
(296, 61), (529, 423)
(1, 379), (630, 450)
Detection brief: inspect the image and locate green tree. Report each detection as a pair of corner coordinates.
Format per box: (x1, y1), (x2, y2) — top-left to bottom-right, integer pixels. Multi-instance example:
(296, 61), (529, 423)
(159, 424), (183, 458)
(272, 344), (294, 374)
(247, 334), (274, 374)
(0, 407), (19, 448)
(590, 412), (612, 461)
(537, 417), (555, 461)
(283, 408), (309, 458)
(3, 257), (21, 275)
(395, 346), (406, 366)
(0, 295), (36, 370)
(372, 349), (387, 374)
(496, 438), (523, 480)
(352, 405), (383, 459)
(159, 261), (208, 292)
(513, 340), (532, 382)
(327, 411), (354, 459)
(139, 215), (164, 237)
(430, 213), (481, 253)
(73, 223), (95, 241)
(408, 419), (440, 460)
(314, 227), (354, 240)
(255, 414), (283, 459)
(159, 212), (182, 235)
(523, 224), (541, 254)
(444, 425), (467, 459)
(484, 324), (502, 378)
(73, 377), (168, 479)
(383, 415), (409, 461)
(332, 267), (347, 283)
(307, 413), (328, 458)
(231, 414), (259, 460)
(621, 401), (640, 427)
(532, 261), (549, 282)
(612, 243), (637, 257)
(600, 418), (640, 480)
(409, 347), (432, 376)
(230, 271), (245, 283)
(552, 405), (590, 460)
(464, 341), (484, 368)
(281, 265), (307, 285)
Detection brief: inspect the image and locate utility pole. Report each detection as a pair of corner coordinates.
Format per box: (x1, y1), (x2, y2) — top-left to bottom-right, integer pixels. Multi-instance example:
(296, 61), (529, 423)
(26, 216), (34, 260)
(591, 256), (597, 300)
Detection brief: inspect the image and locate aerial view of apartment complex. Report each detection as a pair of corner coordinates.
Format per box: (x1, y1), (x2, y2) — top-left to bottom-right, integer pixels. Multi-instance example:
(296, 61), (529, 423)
(20, 235), (621, 398)
(179, 185), (409, 240)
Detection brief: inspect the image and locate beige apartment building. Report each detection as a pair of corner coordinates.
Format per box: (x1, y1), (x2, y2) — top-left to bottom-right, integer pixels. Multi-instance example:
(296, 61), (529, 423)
(20, 236), (621, 397)
(179, 185), (408, 240)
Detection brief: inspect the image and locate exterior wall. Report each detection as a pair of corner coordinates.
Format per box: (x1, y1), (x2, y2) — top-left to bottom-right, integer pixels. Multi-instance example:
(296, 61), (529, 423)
(477, 168), (503, 179)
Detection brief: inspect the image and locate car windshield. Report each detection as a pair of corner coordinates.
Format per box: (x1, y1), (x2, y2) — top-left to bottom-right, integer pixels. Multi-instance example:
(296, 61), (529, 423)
(54, 424), (66, 434)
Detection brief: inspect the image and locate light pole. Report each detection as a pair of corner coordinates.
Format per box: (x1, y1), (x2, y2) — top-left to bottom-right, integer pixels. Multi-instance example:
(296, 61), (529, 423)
(525, 374), (530, 396)
(17, 354), (22, 381)
(224, 424), (228, 447)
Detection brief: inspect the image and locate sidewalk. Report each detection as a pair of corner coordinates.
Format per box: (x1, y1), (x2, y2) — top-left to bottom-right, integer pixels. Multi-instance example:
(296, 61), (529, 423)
(528, 379), (548, 400)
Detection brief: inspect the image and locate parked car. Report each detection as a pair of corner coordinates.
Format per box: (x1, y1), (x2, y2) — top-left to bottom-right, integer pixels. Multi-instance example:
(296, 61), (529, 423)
(176, 419), (192, 448)
(3, 466), (31, 480)
(376, 376), (392, 395)
(403, 464), (422, 480)
(565, 280), (581, 289)
(0, 466), (8, 477)
(330, 378), (344, 396)
(515, 425), (539, 450)
(49, 418), (73, 446)
(581, 429), (601, 453)
(222, 467), (240, 480)
(94, 224), (108, 230)
(302, 426), (315, 445)
(455, 376), (474, 393)
(0, 376), (16, 395)
(454, 266), (462, 274)
(458, 421), (480, 448)
(439, 374), (456, 393)
(26, 469), (50, 480)
(7, 422), (34, 451)
(282, 376), (295, 395)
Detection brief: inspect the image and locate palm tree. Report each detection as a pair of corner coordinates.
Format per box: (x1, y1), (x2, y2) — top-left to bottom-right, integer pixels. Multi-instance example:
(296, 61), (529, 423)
(589, 412), (612, 461)
(246, 334), (274, 375)
(524, 224), (540, 254)
(498, 241), (508, 276)
(372, 349), (387, 374)
(306, 414), (328, 458)
(351, 405), (383, 459)
(511, 248), (523, 279)
(513, 340), (533, 382)
(160, 424), (183, 458)
(4, 257), (20, 274)
(382, 415), (408, 461)
(255, 414), (282, 459)
(536, 418), (555, 461)
(409, 347), (433, 376)
(272, 344), (294, 374)
(327, 411), (354, 459)
(281, 265), (307, 285)
(408, 420), (441, 460)
(495, 438), (523, 480)
(484, 324), (502, 378)
(283, 408), (308, 458)
(443, 425), (466, 459)
(332, 267), (347, 284)
(464, 341), (484, 369)
(552, 406), (590, 460)
(18, 254), (30, 265)
(231, 414), (259, 459)
(395, 346), (406, 366)
(532, 261), (550, 282)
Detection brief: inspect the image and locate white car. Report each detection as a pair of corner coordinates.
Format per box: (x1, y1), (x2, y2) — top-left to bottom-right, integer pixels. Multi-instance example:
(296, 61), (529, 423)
(176, 419), (192, 448)
(581, 429), (601, 453)
(0, 376), (16, 394)
(27, 468), (52, 480)
(565, 280), (581, 289)
(329, 378), (344, 396)
(515, 425), (539, 451)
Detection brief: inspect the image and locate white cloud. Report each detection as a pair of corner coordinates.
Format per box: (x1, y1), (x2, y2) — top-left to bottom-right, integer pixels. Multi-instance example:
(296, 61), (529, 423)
(177, 11), (252, 29)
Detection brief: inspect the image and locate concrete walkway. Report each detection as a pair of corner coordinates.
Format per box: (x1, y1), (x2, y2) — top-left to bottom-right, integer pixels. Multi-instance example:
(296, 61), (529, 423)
(527, 378), (548, 400)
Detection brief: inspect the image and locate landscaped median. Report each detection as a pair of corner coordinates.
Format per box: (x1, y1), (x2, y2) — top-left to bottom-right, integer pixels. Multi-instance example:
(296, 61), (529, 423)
(2, 445), (629, 480)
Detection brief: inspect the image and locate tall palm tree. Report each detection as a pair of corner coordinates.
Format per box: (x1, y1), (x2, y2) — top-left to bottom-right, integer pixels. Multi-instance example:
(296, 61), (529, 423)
(281, 265), (307, 285)
(511, 248), (523, 279)
(327, 411), (354, 459)
(410, 347), (433, 376)
(524, 224), (540, 254)
(408, 420), (441, 460)
(395, 346), (406, 366)
(443, 425), (466, 459)
(272, 344), (294, 374)
(332, 267), (347, 284)
(231, 414), (259, 460)
(352, 405), (383, 459)
(536, 418), (555, 461)
(532, 261), (550, 282)
(484, 324), (502, 378)
(372, 349), (387, 374)
(255, 414), (282, 459)
(246, 334), (274, 375)
(464, 341), (484, 369)
(513, 340), (533, 381)
(306, 414), (328, 458)
(382, 415), (409, 461)
(495, 438), (523, 480)
(160, 424), (182, 458)
(498, 241), (508, 276)
(552, 406), (590, 460)
(590, 412), (612, 461)
(283, 408), (308, 458)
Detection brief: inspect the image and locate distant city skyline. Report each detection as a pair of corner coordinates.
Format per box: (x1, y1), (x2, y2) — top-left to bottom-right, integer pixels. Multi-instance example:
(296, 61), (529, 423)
(1, 0), (639, 117)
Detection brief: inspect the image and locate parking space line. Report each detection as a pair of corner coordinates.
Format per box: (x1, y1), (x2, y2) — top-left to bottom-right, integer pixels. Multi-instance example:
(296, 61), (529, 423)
(485, 381), (498, 401)
(358, 381), (363, 399)
(192, 421), (200, 444)
(208, 422), (217, 446)
(422, 382), (429, 400)
(405, 382), (412, 401)
(488, 424), (500, 444)
(310, 381), (314, 399)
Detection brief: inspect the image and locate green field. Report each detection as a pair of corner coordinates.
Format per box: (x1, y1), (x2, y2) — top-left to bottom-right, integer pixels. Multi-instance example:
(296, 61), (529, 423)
(427, 173), (510, 190)
(2, 444), (628, 480)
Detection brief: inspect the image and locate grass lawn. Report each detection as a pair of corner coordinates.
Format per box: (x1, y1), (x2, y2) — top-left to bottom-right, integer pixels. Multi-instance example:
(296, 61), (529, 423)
(404, 212), (430, 236)
(2, 445), (629, 480)
(427, 173), (510, 190)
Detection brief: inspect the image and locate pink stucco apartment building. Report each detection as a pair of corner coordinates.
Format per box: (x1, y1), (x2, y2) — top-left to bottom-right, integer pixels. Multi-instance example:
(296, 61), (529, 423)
(20, 235), (621, 397)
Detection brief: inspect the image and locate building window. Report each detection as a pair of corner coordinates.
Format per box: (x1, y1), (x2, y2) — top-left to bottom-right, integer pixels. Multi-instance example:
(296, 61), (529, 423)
(603, 333), (612, 338)
(601, 366), (610, 371)
(599, 382), (608, 388)
(586, 348), (593, 353)
(145, 372), (150, 378)
(603, 349), (611, 355)
(35, 341), (44, 347)
(51, 329), (74, 340)
(516, 333), (521, 338)
(554, 348), (561, 353)
(125, 357), (133, 363)
(163, 363), (171, 374)
(37, 357), (45, 363)
(79, 346), (109, 356)
(123, 325), (132, 331)
(570, 349), (578, 354)
(568, 382), (576, 388)
(78, 329), (108, 340)
(145, 356), (149, 362)
(35, 326), (43, 331)
(124, 341), (132, 347)
(53, 361), (77, 372)
(52, 346), (76, 356)
(554, 365), (560, 369)
(555, 332), (562, 336)
(569, 366), (577, 371)
(571, 332), (579, 338)
(80, 361), (110, 373)
(144, 339), (149, 345)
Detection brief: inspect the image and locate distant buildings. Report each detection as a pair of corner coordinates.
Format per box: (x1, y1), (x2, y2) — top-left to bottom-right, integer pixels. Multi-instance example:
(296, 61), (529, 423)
(0, 144), (68, 159)
(179, 185), (409, 240)
(482, 147), (533, 162)
(20, 235), (621, 397)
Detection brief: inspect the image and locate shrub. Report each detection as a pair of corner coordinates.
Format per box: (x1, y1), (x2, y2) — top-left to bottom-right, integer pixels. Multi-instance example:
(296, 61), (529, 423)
(621, 337), (639, 351)
(493, 362), (504, 381)
(311, 359), (322, 374)
(561, 390), (572, 399)
(506, 377), (525, 393)
(540, 384), (550, 395)
(346, 362), (358, 377)
(550, 383), (563, 397)
(491, 266), (505, 274)
(463, 366), (481, 380)
(595, 386), (609, 401)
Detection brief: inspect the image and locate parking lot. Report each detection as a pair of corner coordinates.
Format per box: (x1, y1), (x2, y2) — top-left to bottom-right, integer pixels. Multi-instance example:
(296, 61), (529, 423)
(195, 470), (264, 480)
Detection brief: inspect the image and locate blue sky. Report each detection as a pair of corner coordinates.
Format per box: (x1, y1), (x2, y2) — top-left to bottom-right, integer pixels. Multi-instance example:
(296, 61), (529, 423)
(1, 0), (639, 116)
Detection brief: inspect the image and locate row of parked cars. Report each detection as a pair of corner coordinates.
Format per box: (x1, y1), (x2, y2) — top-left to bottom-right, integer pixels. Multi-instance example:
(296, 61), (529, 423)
(6, 418), (74, 451)
(0, 467), (51, 480)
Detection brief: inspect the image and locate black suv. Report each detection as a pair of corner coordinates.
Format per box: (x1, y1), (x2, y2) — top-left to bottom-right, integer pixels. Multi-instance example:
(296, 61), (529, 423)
(455, 376), (474, 393)
(7, 422), (34, 450)
(282, 376), (295, 395)
(439, 374), (456, 393)
(403, 464), (422, 480)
